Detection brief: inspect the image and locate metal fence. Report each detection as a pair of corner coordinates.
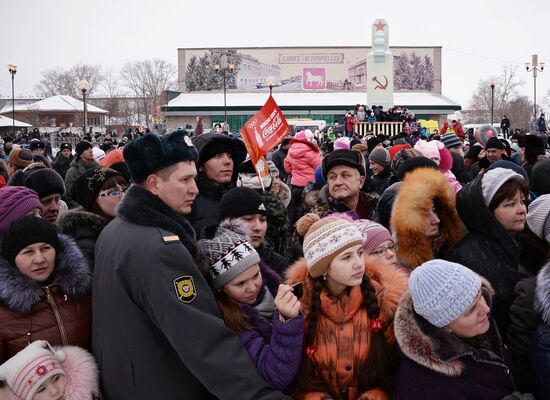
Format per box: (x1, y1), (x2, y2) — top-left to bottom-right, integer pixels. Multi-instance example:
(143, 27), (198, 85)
(354, 122), (404, 136)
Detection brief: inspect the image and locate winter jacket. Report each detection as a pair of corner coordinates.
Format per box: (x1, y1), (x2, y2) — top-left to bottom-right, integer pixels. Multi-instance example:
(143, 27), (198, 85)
(285, 259), (408, 400)
(448, 173), (521, 337)
(533, 260), (550, 399)
(394, 284), (517, 400)
(0, 344), (100, 400)
(64, 158), (96, 199)
(508, 228), (549, 392)
(284, 134), (322, 187)
(0, 234), (92, 363)
(238, 262), (303, 390)
(450, 151), (472, 185)
(93, 185), (290, 400)
(372, 167), (391, 195)
(391, 168), (465, 269)
(271, 147), (290, 183)
(57, 210), (108, 268)
(189, 174), (235, 235)
(52, 154), (73, 179)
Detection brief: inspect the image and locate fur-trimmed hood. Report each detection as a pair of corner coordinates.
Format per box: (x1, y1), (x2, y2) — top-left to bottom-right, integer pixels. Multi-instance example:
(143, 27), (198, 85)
(391, 167), (465, 268)
(535, 259), (550, 325)
(0, 234), (91, 315)
(285, 257), (408, 324)
(57, 209), (107, 238)
(0, 345), (99, 400)
(394, 279), (501, 377)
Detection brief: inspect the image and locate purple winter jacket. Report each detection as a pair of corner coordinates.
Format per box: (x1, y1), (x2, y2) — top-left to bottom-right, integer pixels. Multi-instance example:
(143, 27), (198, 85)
(238, 262), (304, 390)
(393, 289), (518, 400)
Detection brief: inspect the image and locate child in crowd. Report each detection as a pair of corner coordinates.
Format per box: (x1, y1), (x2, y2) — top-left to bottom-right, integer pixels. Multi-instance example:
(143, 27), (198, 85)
(199, 221), (303, 390)
(0, 340), (99, 400)
(287, 214), (407, 400)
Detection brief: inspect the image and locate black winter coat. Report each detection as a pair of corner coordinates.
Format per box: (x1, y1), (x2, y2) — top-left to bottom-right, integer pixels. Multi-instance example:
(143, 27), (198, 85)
(52, 154), (73, 179)
(93, 186), (289, 400)
(507, 229), (549, 392)
(533, 260), (550, 399)
(448, 174), (520, 338)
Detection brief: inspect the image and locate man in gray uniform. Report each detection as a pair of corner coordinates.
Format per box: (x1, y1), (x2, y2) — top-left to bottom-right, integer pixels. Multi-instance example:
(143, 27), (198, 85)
(93, 130), (290, 399)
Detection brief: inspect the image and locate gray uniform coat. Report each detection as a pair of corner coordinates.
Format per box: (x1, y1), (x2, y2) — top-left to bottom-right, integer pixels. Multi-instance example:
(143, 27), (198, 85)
(92, 185), (289, 400)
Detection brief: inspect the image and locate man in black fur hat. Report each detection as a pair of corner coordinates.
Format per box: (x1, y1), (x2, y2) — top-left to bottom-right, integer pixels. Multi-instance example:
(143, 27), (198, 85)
(92, 130), (289, 400)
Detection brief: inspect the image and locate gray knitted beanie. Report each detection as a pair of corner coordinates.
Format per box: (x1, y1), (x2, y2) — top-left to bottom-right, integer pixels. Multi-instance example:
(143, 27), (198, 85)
(527, 194), (550, 243)
(409, 259), (482, 327)
(368, 147), (391, 168)
(481, 167), (523, 207)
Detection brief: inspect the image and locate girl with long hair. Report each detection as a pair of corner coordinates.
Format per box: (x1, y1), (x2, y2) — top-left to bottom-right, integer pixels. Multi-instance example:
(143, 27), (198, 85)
(286, 214), (407, 400)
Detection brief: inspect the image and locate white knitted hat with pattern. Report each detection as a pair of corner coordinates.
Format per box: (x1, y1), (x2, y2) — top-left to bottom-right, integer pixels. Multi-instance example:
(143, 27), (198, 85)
(302, 216), (364, 278)
(0, 340), (65, 400)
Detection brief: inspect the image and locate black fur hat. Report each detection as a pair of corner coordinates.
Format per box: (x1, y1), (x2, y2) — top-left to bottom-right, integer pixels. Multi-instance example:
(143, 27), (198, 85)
(123, 131), (198, 183)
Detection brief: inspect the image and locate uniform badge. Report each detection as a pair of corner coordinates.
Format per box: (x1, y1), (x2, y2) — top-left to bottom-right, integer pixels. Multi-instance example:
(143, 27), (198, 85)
(173, 275), (197, 303)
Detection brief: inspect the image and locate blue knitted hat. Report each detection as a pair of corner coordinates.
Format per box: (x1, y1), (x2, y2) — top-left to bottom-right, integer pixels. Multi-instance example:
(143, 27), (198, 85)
(409, 259), (482, 327)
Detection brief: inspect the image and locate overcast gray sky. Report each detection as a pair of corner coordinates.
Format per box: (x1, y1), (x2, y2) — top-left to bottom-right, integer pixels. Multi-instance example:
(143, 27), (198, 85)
(1, 0), (548, 111)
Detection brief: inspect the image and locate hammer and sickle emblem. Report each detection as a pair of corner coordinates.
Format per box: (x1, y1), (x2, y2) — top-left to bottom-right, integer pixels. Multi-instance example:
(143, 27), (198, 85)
(372, 76), (388, 90)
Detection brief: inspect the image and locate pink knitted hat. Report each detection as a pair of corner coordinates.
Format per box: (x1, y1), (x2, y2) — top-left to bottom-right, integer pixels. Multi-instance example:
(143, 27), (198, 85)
(353, 219), (393, 254)
(0, 187), (43, 236)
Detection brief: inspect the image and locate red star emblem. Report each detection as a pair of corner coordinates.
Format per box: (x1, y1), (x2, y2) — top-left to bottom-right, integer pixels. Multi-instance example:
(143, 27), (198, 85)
(374, 20), (385, 31)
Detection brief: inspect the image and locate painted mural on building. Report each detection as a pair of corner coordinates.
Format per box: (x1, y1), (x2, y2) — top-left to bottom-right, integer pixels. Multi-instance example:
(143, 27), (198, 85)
(180, 47), (439, 93)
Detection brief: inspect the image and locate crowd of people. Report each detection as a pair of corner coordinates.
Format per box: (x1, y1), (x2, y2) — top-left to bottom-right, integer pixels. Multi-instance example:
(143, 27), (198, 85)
(0, 115), (549, 399)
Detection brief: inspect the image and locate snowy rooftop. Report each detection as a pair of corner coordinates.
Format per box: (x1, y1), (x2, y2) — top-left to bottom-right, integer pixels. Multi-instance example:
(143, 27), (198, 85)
(166, 91), (460, 110)
(0, 95), (108, 114)
(0, 115), (32, 128)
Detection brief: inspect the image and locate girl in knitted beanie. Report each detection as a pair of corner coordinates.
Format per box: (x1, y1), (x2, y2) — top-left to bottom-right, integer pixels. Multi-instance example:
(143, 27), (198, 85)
(199, 220), (303, 390)
(286, 214), (408, 400)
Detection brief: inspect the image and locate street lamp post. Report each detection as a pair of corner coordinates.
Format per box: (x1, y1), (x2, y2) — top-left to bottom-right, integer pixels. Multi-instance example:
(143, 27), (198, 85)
(267, 76), (274, 96)
(525, 54), (545, 119)
(488, 76), (497, 126)
(213, 54), (235, 128)
(79, 79), (90, 135)
(8, 64), (17, 136)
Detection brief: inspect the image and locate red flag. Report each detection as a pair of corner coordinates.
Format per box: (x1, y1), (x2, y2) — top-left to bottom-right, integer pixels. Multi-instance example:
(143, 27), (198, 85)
(240, 95), (289, 165)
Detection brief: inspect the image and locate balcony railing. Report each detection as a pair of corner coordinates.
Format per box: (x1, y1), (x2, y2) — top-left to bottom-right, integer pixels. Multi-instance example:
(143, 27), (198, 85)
(354, 121), (403, 137)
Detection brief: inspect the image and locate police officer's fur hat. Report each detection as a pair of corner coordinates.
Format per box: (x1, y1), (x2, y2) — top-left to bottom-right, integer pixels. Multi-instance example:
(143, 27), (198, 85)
(123, 131), (198, 183)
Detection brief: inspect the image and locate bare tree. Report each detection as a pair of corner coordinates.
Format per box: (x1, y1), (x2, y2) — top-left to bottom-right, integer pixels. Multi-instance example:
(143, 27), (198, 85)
(35, 63), (104, 98)
(120, 59), (176, 127)
(469, 65), (530, 128)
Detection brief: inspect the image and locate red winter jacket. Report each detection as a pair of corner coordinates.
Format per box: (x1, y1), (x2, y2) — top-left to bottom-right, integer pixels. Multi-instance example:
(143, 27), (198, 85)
(284, 132), (321, 187)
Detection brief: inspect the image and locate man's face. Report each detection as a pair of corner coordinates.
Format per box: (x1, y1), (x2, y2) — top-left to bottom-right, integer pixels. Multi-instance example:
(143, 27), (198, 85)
(486, 148), (504, 163)
(153, 161), (199, 215)
(5, 141), (13, 150)
(81, 148), (94, 163)
(40, 193), (61, 223)
(32, 148), (45, 156)
(61, 149), (71, 158)
(327, 165), (364, 202)
(202, 152), (234, 184)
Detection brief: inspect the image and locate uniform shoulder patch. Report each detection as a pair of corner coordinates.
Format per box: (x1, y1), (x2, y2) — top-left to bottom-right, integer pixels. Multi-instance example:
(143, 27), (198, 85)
(163, 235), (180, 243)
(173, 275), (197, 303)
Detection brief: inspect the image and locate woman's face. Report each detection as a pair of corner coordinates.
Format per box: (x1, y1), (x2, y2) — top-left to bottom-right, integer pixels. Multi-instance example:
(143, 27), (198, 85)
(15, 242), (56, 282)
(446, 291), (491, 338)
(365, 239), (398, 268)
(325, 244), (365, 296)
(425, 199), (441, 238)
(95, 184), (128, 218)
(492, 191), (527, 235)
(223, 264), (262, 305)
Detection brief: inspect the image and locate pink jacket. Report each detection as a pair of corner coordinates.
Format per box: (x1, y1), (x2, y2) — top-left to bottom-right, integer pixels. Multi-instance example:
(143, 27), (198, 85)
(284, 133), (321, 187)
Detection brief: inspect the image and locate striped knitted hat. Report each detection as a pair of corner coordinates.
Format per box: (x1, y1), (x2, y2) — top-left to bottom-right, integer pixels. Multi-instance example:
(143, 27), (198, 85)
(527, 194), (550, 243)
(0, 340), (65, 400)
(302, 216), (364, 278)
